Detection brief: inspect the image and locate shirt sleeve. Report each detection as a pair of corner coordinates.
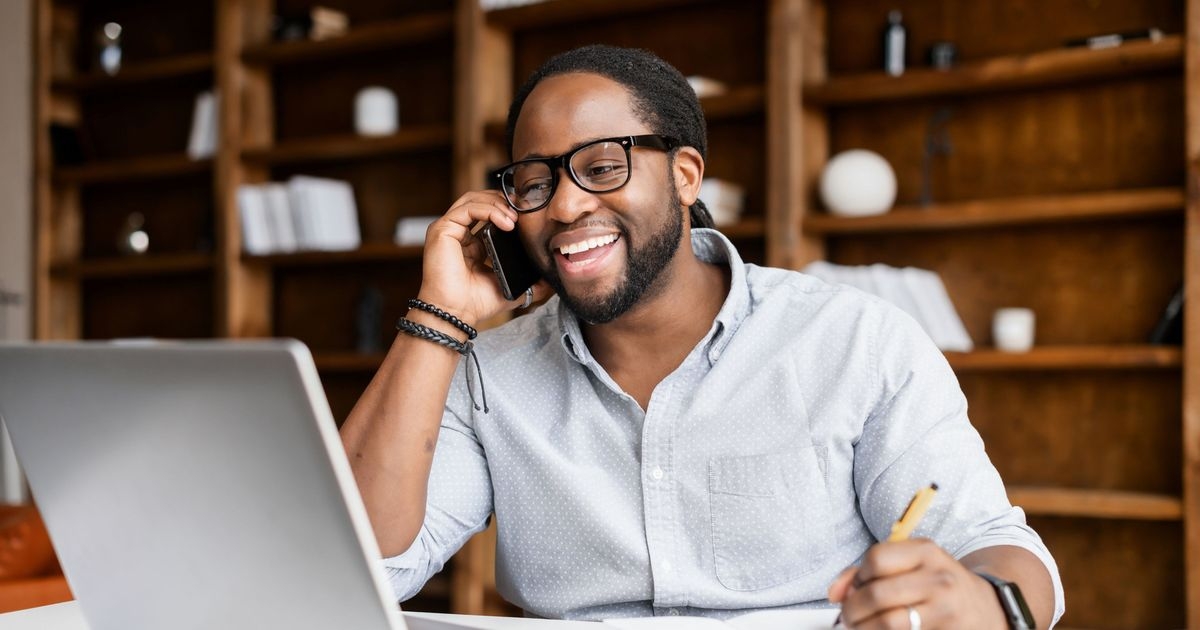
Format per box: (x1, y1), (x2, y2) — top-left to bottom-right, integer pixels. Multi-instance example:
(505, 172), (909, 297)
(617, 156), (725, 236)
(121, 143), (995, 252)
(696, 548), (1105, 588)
(380, 364), (495, 602)
(851, 304), (1066, 626)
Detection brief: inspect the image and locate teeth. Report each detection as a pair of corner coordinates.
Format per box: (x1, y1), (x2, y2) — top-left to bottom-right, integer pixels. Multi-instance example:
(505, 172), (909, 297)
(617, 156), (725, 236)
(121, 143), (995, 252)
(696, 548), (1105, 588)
(559, 234), (617, 256)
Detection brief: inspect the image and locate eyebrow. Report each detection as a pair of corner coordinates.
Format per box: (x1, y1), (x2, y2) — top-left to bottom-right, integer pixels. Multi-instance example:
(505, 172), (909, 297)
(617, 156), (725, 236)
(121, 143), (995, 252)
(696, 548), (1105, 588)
(516, 135), (621, 161)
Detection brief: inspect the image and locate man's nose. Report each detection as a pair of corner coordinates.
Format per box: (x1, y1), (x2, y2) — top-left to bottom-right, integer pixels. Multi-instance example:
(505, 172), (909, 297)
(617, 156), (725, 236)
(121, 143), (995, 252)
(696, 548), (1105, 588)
(544, 170), (599, 224)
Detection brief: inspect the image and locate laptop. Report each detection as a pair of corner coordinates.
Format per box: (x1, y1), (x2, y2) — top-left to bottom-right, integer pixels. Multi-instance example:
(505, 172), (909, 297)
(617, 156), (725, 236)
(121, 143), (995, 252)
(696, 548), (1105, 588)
(0, 340), (576, 630)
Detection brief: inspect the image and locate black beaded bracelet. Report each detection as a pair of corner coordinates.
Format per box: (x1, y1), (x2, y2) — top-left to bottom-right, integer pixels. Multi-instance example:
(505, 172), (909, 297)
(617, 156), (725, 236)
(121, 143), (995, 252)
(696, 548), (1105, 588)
(406, 298), (477, 340)
(395, 317), (489, 414)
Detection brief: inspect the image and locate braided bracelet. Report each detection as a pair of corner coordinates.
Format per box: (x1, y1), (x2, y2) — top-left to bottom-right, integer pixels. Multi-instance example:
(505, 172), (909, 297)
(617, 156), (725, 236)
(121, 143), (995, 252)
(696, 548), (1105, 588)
(406, 298), (477, 340)
(396, 317), (489, 413)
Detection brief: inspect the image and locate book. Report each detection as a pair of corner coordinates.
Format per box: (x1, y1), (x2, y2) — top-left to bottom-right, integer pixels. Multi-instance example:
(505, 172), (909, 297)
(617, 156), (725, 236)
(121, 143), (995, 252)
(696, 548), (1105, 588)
(186, 90), (218, 160)
(602, 608), (839, 630)
(235, 184), (273, 255)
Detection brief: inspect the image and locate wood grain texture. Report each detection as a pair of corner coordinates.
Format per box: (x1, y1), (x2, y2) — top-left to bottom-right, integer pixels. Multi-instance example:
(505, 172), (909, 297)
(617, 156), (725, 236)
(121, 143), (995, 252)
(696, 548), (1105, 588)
(1009, 486), (1183, 520)
(1184, 0), (1200, 626)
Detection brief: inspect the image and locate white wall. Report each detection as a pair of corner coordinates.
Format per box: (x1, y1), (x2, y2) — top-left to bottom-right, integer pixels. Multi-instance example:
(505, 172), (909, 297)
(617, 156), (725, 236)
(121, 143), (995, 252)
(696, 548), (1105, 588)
(0, 1), (31, 342)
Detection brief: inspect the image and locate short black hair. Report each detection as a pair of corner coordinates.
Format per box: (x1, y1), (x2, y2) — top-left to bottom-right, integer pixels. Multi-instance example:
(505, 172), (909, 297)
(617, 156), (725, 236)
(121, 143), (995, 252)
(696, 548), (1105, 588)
(505, 44), (714, 229)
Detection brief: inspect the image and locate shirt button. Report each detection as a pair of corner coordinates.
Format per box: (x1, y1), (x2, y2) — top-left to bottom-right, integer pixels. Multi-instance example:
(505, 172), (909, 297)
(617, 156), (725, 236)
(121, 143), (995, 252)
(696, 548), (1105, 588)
(668, 609), (680, 616)
(651, 467), (664, 480)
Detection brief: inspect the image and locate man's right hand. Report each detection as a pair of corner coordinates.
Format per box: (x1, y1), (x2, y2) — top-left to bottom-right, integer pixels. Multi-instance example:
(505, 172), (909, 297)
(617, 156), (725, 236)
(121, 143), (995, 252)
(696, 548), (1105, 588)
(415, 190), (550, 328)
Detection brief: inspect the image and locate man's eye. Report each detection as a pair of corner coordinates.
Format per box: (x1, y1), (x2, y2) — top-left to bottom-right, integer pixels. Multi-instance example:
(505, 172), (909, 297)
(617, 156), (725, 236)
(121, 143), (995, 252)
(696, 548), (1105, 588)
(585, 162), (625, 179)
(518, 180), (552, 196)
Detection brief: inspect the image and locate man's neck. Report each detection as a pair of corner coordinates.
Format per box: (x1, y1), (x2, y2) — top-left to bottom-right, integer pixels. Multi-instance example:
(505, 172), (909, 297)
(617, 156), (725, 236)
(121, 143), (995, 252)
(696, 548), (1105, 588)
(580, 240), (731, 408)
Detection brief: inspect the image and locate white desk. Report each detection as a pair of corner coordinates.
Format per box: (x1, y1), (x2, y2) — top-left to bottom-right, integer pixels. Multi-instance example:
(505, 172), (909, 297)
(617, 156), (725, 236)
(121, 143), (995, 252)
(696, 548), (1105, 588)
(0, 601), (598, 630)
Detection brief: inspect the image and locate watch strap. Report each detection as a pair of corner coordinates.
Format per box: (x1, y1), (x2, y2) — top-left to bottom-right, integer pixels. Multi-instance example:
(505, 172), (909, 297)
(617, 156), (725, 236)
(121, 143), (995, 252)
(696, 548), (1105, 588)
(974, 571), (1036, 630)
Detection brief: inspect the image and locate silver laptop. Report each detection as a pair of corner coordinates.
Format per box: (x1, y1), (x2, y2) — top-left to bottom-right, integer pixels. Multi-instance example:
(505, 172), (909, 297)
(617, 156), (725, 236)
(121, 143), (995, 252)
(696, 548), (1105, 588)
(0, 340), (495, 630)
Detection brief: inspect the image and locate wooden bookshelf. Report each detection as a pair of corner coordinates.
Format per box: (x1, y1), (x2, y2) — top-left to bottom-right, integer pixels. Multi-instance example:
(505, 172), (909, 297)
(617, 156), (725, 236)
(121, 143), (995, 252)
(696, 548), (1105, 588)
(50, 253), (214, 279)
(241, 126), (452, 165)
(243, 243), (423, 268)
(1009, 486), (1183, 521)
(803, 187), (1184, 234)
(240, 12), (455, 66)
(54, 155), (212, 185)
(945, 345), (1183, 372)
(700, 84), (766, 120)
(804, 34), (1184, 105)
(716, 216), (766, 240)
(51, 52), (213, 91)
(486, 0), (720, 28)
(313, 352), (386, 373)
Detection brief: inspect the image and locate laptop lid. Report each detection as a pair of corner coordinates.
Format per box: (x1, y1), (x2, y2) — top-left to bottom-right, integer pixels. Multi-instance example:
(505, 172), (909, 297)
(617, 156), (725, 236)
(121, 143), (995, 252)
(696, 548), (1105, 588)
(0, 340), (405, 630)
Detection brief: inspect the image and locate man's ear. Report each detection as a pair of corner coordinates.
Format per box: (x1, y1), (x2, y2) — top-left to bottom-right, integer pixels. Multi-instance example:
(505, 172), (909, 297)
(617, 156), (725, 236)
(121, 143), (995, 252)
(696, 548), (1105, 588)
(672, 146), (705, 207)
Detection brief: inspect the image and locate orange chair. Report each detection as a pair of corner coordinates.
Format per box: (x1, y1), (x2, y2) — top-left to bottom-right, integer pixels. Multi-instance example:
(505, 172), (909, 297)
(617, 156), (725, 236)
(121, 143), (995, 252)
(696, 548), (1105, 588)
(0, 505), (71, 613)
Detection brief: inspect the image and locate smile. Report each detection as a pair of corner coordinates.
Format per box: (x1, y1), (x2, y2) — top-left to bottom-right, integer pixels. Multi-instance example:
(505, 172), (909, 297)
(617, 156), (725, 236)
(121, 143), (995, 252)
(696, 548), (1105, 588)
(558, 233), (619, 259)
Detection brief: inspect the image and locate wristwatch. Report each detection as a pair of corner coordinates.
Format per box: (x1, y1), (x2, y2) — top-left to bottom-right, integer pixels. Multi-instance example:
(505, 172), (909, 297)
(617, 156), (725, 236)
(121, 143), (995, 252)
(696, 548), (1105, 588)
(975, 571), (1036, 629)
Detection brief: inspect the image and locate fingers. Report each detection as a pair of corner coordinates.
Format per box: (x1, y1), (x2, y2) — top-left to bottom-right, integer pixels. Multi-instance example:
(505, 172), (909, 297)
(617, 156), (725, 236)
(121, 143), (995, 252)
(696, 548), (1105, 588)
(433, 190), (517, 245)
(835, 540), (967, 630)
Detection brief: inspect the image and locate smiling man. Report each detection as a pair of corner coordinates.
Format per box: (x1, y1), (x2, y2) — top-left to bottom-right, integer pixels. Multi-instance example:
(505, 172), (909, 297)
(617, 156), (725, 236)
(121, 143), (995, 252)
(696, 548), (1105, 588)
(340, 46), (1064, 629)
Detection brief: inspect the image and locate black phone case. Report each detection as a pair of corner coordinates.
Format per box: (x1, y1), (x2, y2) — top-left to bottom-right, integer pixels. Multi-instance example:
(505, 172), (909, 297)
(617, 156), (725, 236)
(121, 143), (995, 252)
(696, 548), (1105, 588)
(482, 224), (542, 301)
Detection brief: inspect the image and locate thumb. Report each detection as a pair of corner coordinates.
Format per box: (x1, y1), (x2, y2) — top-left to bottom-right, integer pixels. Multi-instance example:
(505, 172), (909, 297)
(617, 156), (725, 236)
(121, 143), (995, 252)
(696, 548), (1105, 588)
(828, 566), (859, 603)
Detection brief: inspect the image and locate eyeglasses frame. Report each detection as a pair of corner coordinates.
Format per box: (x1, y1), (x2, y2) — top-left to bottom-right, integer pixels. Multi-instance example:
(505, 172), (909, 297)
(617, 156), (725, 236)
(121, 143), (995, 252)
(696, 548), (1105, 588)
(491, 134), (680, 213)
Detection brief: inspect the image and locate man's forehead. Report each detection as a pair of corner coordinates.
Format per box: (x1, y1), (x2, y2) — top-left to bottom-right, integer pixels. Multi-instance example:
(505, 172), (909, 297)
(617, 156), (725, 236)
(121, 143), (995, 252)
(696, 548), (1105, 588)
(512, 73), (646, 159)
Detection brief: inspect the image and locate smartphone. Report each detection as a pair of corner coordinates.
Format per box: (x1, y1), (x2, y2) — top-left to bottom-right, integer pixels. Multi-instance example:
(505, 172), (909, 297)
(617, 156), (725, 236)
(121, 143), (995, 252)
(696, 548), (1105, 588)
(481, 222), (542, 301)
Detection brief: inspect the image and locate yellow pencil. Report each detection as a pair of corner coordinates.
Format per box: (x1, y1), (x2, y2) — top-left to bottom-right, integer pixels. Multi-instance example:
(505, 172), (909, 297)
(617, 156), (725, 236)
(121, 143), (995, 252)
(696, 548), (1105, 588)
(887, 483), (938, 542)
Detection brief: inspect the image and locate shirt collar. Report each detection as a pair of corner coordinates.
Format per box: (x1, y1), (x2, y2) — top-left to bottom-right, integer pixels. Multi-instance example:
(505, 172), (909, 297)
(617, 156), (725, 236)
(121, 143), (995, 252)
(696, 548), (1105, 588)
(557, 228), (752, 366)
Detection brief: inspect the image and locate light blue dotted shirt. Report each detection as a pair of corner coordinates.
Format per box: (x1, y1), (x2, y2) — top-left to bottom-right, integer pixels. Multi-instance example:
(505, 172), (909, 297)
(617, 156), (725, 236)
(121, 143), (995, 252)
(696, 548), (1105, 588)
(384, 229), (1064, 624)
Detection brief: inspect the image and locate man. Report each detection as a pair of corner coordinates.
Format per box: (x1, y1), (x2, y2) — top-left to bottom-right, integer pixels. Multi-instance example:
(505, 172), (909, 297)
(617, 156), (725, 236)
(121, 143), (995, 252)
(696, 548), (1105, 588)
(340, 45), (1063, 628)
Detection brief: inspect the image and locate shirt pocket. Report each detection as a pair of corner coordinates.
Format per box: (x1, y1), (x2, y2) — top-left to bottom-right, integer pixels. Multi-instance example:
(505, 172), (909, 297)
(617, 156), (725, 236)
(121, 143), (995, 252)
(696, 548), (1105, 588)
(707, 446), (835, 591)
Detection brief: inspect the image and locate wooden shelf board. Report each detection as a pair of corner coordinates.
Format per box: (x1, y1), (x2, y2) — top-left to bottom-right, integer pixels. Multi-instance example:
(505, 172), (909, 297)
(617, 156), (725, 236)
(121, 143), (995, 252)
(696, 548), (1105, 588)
(715, 216), (765, 240)
(701, 84), (765, 120)
(241, 12), (454, 65)
(804, 35), (1184, 105)
(51, 52), (213, 90)
(945, 345), (1182, 371)
(802, 187), (1184, 234)
(53, 154), (212, 185)
(242, 126), (452, 165)
(243, 243), (424, 268)
(1008, 486), (1183, 521)
(314, 352), (386, 373)
(51, 253), (215, 279)
(487, 0), (719, 29)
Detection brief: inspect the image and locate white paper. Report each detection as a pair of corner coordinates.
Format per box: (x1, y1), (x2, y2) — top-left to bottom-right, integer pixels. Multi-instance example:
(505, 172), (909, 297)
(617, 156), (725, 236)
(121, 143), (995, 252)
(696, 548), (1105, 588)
(603, 609), (838, 630)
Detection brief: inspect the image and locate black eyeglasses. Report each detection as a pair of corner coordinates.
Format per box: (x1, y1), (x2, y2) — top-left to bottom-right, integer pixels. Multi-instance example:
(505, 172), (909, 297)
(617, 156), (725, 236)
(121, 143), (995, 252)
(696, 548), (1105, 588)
(492, 134), (679, 213)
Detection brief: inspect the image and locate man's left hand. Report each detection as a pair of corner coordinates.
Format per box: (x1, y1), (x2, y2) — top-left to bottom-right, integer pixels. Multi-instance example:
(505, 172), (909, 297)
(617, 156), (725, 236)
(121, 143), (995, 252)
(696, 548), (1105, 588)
(828, 538), (1007, 630)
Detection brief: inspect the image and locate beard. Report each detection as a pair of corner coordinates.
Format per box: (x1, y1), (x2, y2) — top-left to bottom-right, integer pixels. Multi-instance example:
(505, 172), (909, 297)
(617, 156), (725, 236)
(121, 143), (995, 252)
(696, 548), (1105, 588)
(542, 192), (685, 325)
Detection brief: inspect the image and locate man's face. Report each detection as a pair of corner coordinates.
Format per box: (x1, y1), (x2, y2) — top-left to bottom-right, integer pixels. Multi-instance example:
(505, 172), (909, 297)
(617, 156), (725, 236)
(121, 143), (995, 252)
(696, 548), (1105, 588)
(511, 73), (688, 324)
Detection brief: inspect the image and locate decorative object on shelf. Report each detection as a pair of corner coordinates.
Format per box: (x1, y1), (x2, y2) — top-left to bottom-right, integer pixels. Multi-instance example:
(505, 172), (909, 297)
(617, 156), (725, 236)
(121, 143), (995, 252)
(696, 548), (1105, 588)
(928, 41), (957, 70)
(95, 22), (121, 76)
(186, 90), (218, 160)
(883, 10), (906, 76)
(1065, 27), (1163, 49)
(271, 6), (349, 42)
(354, 87), (399, 137)
(1149, 285), (1183, 345)
(804, 261), (974, 352)
(395, 216), (437, 246)
(356, 286), (385, 355)
(117, 213), (149, 256)
(819, 149), (897, 217)
(686, 75), (728, 99)
(48, 124), (86, 167)
(993, 307), (1036, 352)
(698, 178), (745, 227)
(919, 108), (954, 207)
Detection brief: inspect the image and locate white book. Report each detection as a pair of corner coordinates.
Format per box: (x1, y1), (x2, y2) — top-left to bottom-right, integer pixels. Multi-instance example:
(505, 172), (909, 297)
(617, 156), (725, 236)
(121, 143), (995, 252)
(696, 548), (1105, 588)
(235, 184), (274, 255)
(901, 267), (974, 352)
(289, 175), (361, 251)
(602, 608), (839, 630)
(186, 90), (218, 160)
(262, 183), (297, 253)
(285, 178), (319, 250)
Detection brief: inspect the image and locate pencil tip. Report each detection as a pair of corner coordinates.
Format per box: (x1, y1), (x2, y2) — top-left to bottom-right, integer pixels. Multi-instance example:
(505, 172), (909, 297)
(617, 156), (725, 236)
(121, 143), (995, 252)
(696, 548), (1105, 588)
(930, 482), (939, 490)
